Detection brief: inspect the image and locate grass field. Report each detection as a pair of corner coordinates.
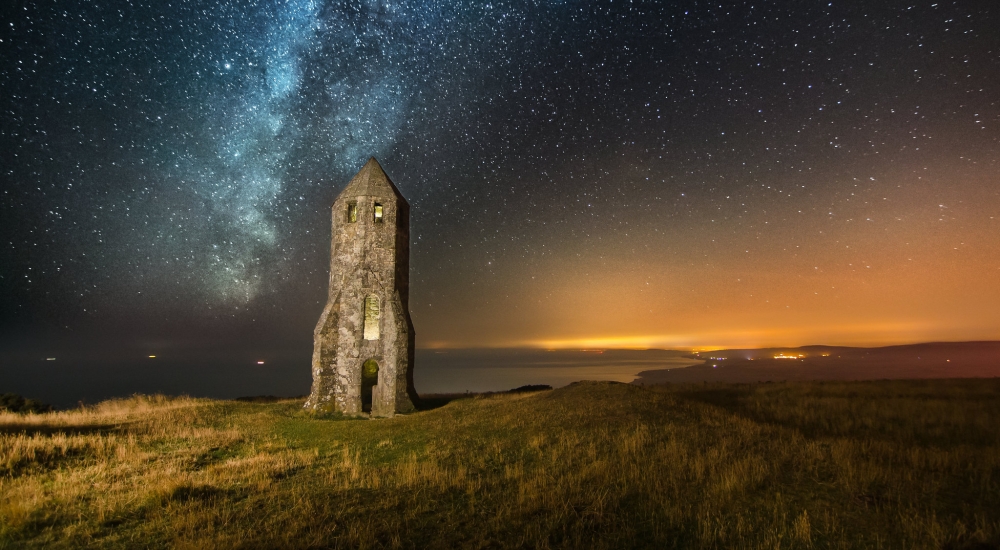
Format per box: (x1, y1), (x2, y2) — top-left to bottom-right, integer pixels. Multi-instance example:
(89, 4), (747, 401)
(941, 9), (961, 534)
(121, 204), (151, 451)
(2, 379), (1000, 548)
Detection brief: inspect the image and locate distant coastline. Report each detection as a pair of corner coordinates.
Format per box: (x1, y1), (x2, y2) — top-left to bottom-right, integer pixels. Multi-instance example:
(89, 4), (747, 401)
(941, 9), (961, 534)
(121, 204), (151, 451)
(4, 342), (997, 409)
(632, 341), (1000, 384)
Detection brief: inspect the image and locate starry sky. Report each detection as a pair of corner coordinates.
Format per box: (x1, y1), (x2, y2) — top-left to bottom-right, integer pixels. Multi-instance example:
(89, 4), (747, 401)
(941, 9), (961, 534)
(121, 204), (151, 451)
(2, 0), (999, 354)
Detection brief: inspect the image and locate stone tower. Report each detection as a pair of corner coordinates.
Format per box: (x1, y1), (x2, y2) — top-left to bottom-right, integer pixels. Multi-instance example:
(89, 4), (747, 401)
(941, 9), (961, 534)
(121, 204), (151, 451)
(305, 157), (417, 416)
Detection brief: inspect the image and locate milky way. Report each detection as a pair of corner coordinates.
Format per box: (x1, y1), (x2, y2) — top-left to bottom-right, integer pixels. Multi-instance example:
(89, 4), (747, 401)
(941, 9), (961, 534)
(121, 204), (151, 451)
(2, 0), (999, 349)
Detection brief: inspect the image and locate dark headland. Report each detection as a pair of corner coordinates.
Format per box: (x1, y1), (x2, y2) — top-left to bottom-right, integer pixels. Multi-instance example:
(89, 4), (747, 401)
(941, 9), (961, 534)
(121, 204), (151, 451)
(633, 341), (1000, 385)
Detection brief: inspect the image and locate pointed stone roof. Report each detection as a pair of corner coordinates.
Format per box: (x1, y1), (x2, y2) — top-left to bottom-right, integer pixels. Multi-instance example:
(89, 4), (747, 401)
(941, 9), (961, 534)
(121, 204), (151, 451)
(338, 157), (406, 203)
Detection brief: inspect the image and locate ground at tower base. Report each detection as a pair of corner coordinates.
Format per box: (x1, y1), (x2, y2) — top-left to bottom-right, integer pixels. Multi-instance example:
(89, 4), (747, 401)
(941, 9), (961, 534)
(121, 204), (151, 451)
(3, 378), (1000, 548)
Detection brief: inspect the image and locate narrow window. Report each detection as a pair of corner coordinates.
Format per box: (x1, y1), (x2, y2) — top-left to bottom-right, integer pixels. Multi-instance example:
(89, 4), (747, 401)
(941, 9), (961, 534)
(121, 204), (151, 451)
(373, 203), (383, 223)
(363, 295), (380, 340)
(347, 202), (358, 223)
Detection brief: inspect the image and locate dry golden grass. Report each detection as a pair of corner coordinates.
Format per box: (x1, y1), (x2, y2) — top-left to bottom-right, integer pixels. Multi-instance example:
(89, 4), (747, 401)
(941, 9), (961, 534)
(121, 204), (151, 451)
(2, 380), (999, 548)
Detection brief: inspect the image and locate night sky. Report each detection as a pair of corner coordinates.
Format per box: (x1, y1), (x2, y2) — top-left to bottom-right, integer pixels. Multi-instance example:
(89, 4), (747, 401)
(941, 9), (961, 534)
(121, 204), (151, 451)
(3, 0), (999, 355)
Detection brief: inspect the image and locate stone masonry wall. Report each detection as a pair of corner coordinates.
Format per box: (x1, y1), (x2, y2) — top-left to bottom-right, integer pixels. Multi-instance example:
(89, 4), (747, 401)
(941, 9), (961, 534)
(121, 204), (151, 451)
(305, 158), (416, 416)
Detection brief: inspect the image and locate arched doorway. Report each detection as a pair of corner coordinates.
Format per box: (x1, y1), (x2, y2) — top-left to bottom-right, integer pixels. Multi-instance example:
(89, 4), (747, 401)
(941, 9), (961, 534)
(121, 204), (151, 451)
(361, 359), (379, 413)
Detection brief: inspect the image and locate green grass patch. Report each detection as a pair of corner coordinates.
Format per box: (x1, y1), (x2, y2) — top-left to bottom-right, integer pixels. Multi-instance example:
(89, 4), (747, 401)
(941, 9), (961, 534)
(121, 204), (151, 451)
(2, 380), (999, 548)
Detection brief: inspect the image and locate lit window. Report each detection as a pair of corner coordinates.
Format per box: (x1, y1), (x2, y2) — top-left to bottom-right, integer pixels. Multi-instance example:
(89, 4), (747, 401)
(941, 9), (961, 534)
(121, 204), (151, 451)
(374, 203), (383, 222)
(363, 295), (380, 340)
(347, 203), (358, 223)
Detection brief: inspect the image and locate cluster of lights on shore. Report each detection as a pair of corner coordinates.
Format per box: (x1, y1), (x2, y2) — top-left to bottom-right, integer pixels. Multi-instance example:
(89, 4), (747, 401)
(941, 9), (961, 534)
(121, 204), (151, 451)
(694, 351), (835, 366)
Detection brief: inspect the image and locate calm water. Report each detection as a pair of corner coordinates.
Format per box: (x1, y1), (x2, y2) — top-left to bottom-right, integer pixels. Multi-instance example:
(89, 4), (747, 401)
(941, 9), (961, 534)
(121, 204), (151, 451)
(414, 349), (700, 394)
(0, 345), (699, 408)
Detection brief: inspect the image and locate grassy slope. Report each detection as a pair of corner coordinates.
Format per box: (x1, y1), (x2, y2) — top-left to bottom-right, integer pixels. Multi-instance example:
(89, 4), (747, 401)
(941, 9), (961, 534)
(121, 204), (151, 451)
(2, 380), (1000, 549)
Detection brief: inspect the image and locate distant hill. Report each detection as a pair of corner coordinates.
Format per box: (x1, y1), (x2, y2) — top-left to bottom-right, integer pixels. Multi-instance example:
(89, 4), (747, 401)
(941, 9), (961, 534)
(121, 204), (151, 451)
(633, 341), (1000, 385)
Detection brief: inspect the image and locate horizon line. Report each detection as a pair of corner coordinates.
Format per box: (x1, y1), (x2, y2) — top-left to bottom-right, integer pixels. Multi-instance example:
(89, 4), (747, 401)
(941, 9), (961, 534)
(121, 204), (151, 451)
(416, 339), (1000, 352)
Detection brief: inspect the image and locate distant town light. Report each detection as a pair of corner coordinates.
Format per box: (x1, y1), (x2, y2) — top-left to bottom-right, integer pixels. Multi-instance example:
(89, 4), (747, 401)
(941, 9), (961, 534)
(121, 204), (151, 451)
(774, 353), (805, 360)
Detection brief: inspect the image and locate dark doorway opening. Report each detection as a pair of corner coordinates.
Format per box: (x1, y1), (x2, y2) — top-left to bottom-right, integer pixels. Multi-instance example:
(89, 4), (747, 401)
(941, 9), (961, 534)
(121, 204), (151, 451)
(361, 359), (379, 413)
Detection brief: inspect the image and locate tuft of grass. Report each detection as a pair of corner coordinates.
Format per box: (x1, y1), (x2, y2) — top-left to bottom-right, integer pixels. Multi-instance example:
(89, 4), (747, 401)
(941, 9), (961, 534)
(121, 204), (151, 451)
(1, 380), (999, 548)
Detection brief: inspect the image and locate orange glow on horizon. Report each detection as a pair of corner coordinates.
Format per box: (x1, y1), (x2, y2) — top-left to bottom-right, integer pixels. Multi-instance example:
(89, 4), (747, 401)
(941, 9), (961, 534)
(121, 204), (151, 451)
(420, 320), (998, 350)
(413, 166), (1000, 350)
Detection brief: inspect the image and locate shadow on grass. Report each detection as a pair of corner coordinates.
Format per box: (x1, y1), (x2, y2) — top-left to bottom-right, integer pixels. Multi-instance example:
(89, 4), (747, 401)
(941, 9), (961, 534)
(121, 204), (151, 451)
(417, 385), (553, 411)
(674, 383), (849, 440)
(671, 380), (1000, 448)
(675, 386), (749, 411)
(416, 394), (472, 411)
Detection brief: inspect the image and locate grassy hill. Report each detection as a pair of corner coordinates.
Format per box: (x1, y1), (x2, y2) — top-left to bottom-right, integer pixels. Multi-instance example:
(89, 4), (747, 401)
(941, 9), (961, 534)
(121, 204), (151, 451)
(2, 379), (1000, 548)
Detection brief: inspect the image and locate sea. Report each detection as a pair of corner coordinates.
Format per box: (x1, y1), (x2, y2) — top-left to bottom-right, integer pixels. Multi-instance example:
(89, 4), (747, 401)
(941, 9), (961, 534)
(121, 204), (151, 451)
(0, 345), (699, 409)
